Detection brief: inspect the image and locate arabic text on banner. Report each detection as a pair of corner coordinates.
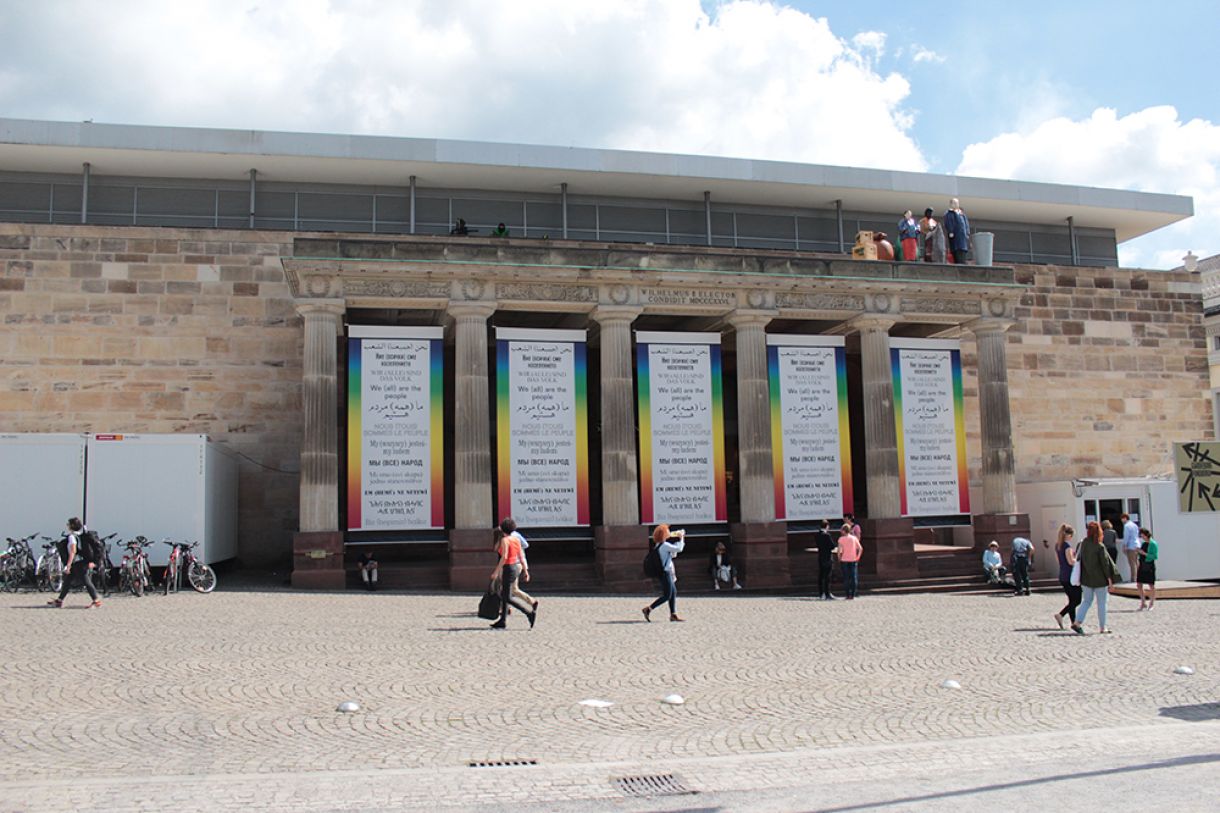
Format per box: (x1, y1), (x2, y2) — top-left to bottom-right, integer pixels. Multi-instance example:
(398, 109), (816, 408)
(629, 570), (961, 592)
(636, 332), (727, 524)
(346, 327), (444, 531)
(767, 336), (853, 520)
(891, 339), (970, 517)
(496, 328), (589, 527)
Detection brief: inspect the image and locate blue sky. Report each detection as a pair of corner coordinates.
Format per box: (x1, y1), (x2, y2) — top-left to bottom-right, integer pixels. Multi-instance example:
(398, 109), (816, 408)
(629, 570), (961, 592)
(776, 0), (1217, 172)
(0, 0), (1214, 267)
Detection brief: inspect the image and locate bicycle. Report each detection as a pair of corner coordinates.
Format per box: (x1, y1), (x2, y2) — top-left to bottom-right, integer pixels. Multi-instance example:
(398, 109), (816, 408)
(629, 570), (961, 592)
(162, 540), (217, 594)
(34, 538), (64, 593)
(118, 537), (154, 597)
(91, 533), (118, 596)
(1, 534), (39, 592)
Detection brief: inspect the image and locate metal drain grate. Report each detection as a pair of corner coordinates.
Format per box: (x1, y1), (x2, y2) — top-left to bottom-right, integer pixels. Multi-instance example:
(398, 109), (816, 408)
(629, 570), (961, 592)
(467, 759), (538, 768)
(612, 773), (695, 797)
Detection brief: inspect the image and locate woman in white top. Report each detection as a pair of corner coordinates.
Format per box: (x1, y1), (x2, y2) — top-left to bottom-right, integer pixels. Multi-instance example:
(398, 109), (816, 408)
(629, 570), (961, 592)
(642, 524), (685, 623)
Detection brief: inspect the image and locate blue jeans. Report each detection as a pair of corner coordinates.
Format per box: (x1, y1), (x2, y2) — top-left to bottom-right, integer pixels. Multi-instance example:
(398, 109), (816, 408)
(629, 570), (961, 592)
(841, 562), (859, 599)
(1075, 585), (1108, 630)
(649, 570), (676, 614)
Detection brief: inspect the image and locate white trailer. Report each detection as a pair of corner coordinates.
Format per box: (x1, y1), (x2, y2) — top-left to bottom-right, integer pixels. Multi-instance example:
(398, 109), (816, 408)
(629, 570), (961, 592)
(0, 433), (88, 543)
(84, 434), (239, 567)
(1016, 477), (1220, 582)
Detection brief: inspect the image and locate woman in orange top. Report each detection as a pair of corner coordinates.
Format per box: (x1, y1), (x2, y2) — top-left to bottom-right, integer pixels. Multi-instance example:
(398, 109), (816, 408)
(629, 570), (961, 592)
(489, 519), (536, 629)
(833, 523), (863, 600)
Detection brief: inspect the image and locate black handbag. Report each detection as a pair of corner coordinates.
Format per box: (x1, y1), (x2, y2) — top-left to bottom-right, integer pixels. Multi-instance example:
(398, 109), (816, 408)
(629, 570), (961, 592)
(478, 587), (501, 620)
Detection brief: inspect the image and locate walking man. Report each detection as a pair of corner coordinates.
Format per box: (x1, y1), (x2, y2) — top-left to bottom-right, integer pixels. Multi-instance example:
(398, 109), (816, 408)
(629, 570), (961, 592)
(48, 517), (101, 609)
(1010, 535), (1034, 595)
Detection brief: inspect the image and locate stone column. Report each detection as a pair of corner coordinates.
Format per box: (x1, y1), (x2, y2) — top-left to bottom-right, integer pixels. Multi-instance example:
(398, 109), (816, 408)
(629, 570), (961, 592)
(448, 301), (497, 589)
(853, 315), (916, 579)
(590, 306), (647, 590)
(966, 318), (1030, 550)
(292, 298), (346, 589)
(727, 311), (789, 588)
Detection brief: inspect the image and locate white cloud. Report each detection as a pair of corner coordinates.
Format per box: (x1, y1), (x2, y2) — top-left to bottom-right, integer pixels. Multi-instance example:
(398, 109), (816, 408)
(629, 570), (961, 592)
(851, 30), (887, 57)
(910, 46), (944, 64)
(957, 106), (1220, 269)
(0, 0), (926, 171)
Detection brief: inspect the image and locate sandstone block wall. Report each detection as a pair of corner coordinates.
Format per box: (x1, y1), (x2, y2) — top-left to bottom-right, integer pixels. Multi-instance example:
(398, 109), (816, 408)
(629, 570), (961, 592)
(4, 224), (1214, 568)
(0, 224), (302, 567)
(960, 264), (1213, 486)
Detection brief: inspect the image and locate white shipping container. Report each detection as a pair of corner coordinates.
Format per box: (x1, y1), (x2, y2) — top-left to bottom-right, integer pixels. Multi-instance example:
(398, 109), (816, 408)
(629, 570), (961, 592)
(0, 433), (88, 545)
(84, 434), (239, 567)
(1016, 477), (1220, 583)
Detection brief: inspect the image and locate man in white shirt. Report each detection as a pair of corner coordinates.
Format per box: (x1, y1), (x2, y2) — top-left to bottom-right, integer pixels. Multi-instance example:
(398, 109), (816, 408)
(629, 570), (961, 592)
(1121, 513), (1140, 583)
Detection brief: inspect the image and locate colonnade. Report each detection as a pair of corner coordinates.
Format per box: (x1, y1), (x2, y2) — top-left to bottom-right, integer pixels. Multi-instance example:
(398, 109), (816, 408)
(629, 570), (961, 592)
(292, 298), (1023, 590)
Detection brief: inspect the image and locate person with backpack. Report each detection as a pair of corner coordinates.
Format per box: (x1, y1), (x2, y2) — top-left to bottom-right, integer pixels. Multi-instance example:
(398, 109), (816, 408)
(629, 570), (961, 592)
(48, 517), (101, 609)
(642, 524), (685, 622)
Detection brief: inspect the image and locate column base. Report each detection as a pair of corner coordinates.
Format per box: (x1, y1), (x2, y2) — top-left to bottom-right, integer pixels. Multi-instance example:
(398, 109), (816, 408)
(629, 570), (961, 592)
(291, 531), (345, 590)
(449, 528), (497, 592)
(729, 521), (790, 589)
(596, 525), (650, 592)
(971, 513), (1032, 551)
(860, 517), (917, 579)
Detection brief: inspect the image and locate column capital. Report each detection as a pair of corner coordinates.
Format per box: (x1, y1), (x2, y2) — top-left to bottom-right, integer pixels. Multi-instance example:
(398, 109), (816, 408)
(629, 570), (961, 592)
(293, 298), (346, 318)
(728, 309), (777, 330)
(590, 305), (642, 325)
(963, 317), (1016, 336)
(845, 313), (898, 334)
(447, 301), (497, 320)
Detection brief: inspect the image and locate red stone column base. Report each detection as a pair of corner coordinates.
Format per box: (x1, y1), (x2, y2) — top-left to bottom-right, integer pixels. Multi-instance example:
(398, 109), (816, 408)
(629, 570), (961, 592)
(728, 521), (790, 589)
(596, 525), (650, 592)
(972, 513), (1032, 552)
(291, 531), (346, 589)
(449, 528), (497, 592)
(860, 517), (917, 579)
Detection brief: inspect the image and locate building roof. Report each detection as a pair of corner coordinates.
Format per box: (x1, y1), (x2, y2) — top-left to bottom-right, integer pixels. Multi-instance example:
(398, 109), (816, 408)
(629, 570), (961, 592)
(0, 117), (1193, 242)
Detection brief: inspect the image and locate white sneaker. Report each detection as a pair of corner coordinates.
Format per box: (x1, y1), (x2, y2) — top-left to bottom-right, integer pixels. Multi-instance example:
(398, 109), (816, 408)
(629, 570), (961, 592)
(714, 583), (720, 590)
(733, 583), (742, 590)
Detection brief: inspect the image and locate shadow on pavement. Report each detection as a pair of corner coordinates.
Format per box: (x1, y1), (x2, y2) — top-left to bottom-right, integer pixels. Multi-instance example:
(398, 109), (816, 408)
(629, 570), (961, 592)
(1159, 703), (1220, 722)
(803, 753), (1220, 812)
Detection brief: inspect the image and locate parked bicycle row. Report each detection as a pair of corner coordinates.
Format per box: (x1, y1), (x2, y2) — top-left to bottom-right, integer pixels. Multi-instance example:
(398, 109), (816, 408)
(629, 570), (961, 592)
(1, 516), (216, 603)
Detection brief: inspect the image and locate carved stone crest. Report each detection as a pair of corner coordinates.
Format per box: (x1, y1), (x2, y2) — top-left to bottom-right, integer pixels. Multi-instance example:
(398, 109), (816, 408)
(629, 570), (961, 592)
(775, 292), (865, 311)
(608, 284), (631, 305)
(345, 279), (450, 299)
(746, 289), (767, 309)
(460, 279), (486, 300)
(496, 283), (597, 302)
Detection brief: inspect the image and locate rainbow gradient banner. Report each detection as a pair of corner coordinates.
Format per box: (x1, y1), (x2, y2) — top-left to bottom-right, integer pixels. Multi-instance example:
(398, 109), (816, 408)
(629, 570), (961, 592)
(766, 335), (854, 520)
(495, 328), (589, 527)
(636, 331), (727, 525)
(890, 338), (971, 517)
(346, 326), (444, 531)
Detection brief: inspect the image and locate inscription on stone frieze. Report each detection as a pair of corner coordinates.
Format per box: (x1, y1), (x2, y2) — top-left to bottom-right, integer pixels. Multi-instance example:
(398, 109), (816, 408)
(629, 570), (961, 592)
(775, 293), (865, 311)
(900, 297), (981, 315)
(345, 279), (451, 298)
(496, 283), (598, 302)
(640, 287), (737, 307)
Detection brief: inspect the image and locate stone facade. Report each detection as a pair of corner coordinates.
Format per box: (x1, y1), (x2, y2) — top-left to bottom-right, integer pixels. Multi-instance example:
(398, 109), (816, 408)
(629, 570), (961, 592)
(968, 265), (1212, 484)
(2, 224), (1213, 570)
(0, 224), (303, 567)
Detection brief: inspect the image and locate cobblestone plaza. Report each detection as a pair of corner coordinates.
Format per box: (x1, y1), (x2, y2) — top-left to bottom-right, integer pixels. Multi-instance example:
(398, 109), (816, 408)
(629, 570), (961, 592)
(2, 587), (1217, 811)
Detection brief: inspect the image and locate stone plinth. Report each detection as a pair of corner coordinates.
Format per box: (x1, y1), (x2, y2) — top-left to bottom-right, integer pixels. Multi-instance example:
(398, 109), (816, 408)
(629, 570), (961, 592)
(728, 521), (790, 588)
(859, 517), (917, 579)
(448, 528), (497, 591)
(291, 531), (345, 589)
(971, 513), (1032, 552)
(595, 525), (650, 592)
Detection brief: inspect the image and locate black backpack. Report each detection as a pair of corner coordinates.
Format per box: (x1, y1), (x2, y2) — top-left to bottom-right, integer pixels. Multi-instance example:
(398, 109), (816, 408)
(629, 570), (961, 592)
(643, 543), (663, 578)
(78, 530), (103, 565)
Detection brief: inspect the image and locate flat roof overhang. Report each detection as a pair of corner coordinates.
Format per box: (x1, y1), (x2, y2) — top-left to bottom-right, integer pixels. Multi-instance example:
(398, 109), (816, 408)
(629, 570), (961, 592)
(0, 118), (1193, 242)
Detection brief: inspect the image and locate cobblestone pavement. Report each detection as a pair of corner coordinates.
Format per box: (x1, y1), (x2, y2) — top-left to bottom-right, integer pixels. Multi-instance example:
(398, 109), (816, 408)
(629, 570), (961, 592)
(1, 585), (1217, 811)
